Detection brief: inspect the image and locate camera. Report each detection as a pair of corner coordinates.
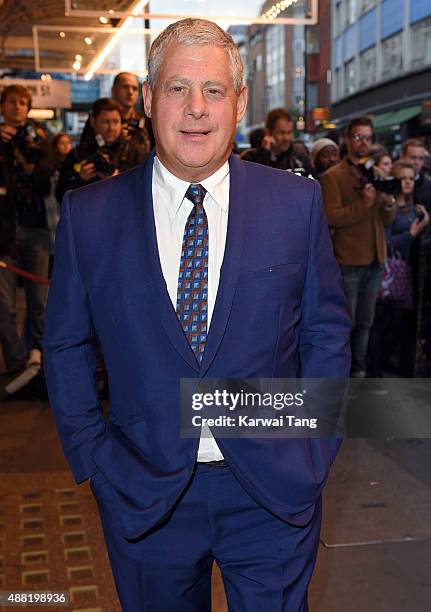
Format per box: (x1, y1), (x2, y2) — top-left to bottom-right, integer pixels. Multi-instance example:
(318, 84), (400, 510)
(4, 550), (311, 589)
(10, 123), (44, 164)
(84, 149), (116, 176)
(357, 158), (401, 195)
(74, 134), (117, 177)
(127, 117), (146, 132)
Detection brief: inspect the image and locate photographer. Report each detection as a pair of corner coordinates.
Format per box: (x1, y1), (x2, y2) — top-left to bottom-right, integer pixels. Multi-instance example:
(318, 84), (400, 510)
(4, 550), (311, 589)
(80, 72), (152, 151)
(321, 116), (395, 377)
(56, 97), (148, 202)
(0, 84), (52, 373)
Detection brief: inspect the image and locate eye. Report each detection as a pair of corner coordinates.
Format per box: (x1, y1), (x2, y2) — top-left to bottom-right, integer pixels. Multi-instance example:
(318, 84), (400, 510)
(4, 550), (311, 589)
(168, 85), (187, 95)
(205, 88), (224, 97)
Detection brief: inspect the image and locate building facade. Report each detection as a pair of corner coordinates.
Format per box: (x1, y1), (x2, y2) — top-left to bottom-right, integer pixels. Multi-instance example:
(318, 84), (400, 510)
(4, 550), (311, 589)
(243, 0), (308, 133)
(330, 0), (431, 139)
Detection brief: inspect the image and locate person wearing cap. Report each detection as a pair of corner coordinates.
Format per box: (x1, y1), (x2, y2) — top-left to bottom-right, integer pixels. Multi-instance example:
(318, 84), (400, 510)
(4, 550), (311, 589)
(311, 138), (340, 180)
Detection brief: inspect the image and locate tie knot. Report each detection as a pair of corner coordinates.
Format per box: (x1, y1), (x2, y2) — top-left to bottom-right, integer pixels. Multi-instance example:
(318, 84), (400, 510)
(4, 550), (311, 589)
(186, 183), (206, 207)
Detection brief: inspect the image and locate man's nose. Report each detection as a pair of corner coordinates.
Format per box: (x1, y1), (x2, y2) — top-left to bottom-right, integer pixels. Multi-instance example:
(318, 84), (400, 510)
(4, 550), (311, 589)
(185, 88), (209, 118)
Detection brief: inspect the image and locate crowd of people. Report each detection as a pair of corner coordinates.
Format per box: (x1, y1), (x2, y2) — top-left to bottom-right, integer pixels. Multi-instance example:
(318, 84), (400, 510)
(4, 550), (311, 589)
(1, 73), (431, 382)
(240, 110), (431, 377)
(0, 72), (152, 377)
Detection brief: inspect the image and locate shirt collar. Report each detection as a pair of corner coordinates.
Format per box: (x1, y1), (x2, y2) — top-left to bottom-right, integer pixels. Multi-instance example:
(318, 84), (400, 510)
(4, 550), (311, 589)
(153, 156), (229, 219)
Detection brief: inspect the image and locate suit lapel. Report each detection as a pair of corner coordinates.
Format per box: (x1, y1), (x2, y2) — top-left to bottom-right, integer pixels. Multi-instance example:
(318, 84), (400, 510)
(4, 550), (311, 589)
(134, 152), (200, 372)
(200, 154), (247, 376)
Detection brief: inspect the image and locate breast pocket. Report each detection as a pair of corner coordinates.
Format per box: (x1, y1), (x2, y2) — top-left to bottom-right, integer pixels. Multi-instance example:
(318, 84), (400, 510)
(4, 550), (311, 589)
(254, 263), (301, 279)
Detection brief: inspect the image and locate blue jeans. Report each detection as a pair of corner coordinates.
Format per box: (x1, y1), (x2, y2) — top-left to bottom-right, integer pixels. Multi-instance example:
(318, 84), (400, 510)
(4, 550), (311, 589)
(340, 262), (382, 374)
(0, 227), (49, 369)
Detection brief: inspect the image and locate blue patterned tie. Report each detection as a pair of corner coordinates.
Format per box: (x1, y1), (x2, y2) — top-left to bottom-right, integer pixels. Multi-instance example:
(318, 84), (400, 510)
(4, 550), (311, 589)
(176, 184), (208, 362)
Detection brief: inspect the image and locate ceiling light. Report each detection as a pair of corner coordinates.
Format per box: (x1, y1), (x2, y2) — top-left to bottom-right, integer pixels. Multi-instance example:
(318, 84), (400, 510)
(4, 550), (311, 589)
(85, 0), (149, 81)
(75, 54), (82, 61)
(99, 16), (108, 24)
(59, 31), (66, 38)
(72, 60), (81, 70)
(84, 37), (93, 45)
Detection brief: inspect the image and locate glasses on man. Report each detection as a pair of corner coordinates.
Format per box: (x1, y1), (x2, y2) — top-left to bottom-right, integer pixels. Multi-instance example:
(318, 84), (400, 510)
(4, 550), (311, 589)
(351, 133), (373, 143)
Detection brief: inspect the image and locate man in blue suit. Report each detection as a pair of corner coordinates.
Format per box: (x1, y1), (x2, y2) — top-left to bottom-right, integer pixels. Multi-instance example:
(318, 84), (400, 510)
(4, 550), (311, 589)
(44, 18), (350, 612)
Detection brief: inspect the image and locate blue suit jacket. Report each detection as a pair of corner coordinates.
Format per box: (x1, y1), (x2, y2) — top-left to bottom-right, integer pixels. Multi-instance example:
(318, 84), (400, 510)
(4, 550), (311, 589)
(44, 152), (351, 539)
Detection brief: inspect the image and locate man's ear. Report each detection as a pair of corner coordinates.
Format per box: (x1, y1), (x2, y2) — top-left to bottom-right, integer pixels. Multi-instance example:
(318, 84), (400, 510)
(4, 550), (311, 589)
(142, 81), (152, 118)
(236, 86), (248, 124)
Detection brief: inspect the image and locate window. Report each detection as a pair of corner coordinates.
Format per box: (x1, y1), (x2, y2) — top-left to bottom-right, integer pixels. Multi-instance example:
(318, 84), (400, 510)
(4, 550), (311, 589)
(334, 67), (342, 101)
(265, 25), (285, 109)
(411, 18), (431, 69)
(334, 2), (342, 36)
(344, 59), (356, 95)
(360, 46), (376, 88)
(307, 82), (319, 111)
(256, 54), (262, 72)
(348, 0), (357, 26)
(425, 29), (431, 64)
(307, 26), (320, 53)
(361, 0), (375, 13)
(381, 33), (403, 78)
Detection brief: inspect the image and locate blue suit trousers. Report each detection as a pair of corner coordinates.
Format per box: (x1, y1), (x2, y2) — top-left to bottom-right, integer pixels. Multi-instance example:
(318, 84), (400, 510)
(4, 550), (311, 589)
(91, 464), (322, 611)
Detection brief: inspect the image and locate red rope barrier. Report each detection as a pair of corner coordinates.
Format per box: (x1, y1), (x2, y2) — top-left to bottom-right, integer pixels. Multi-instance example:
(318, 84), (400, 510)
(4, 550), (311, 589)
(0, 260), (50, 285)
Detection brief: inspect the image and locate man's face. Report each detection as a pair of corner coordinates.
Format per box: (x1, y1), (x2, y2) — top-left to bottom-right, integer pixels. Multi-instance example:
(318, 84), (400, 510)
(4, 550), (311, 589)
(92, 110), (122, 145)
(142, 42), (247, 182)
(347, 125), (373, 161)
(270, 118), (294, 154)
(316, 145), (340, 172)
(1, 93), (29, 126)
(402, 145), (426, 175)
(112, 74), (139, 110)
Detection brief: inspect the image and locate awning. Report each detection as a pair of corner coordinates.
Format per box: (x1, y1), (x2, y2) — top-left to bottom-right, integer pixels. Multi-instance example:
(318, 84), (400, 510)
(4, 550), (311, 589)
(373, 105), (422, 130)
(372, 112), (394, 129)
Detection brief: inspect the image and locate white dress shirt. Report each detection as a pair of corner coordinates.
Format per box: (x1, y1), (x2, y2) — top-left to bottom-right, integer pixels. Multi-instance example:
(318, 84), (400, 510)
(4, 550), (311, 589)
(152, 156), (229, 462)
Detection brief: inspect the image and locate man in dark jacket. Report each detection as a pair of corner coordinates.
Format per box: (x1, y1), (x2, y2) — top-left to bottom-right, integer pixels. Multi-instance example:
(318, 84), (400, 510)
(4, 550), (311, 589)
(0, 84), (52, 372)
(241, 108), (312, 175)
(400, 138), (431, 209)
(56, 97), (149, 202)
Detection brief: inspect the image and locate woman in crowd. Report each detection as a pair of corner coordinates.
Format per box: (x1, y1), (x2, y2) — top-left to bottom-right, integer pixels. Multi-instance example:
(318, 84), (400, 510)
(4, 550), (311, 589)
(373, 148), (393, 177)
(44, 133), (72, 255)
(369, 161), (429, 376)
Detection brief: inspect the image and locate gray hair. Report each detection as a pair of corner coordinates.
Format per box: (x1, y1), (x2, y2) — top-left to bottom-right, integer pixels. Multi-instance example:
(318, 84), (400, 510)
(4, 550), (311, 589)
(147, 18), (244, 96)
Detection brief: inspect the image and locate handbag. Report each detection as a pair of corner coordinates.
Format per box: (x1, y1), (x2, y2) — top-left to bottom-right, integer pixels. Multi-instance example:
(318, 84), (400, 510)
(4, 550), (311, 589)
(378, 251), (413, 309)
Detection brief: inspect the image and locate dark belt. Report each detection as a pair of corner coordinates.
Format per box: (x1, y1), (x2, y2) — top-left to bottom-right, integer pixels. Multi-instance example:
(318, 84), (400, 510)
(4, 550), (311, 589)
(197, 460), (227, 467)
